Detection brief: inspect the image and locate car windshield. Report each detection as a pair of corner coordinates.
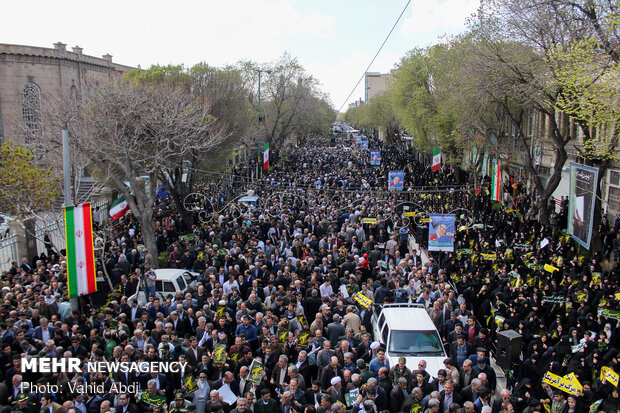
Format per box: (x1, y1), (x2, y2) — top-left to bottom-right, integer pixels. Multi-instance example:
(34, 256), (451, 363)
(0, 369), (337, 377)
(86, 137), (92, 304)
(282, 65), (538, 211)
(389, 330), (444, 355)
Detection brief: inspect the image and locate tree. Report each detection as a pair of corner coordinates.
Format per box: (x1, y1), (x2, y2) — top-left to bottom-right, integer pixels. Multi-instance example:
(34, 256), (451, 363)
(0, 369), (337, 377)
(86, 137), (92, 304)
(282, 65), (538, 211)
(125, 63), (253, 230)
(68, 80), (226, 263)
(475, 0), (619, 234)
(242, 54), (335, 159)
(0, 141), (59, 218)
(366, 92), (401, 145)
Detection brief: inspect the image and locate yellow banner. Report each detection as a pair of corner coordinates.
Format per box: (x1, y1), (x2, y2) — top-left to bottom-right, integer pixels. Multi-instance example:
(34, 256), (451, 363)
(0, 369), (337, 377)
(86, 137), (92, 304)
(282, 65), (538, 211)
(361, 217), (378, 224)
(544, 264), (559, 273)
(601, 366), (619, 387)
(542, 371), (583, 396)
(353, 292), (372, 309)
(404, 212), (416, 217)
(481, 253), (497, 261)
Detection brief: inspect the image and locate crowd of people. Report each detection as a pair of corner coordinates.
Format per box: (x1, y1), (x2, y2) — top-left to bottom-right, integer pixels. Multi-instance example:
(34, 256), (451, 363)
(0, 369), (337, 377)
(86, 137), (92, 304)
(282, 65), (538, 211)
(0, 131), (619, 413)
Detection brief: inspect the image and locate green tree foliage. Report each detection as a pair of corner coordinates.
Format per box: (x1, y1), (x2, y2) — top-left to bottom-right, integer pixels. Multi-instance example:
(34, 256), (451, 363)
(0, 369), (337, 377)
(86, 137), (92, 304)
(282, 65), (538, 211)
(0, 141), (59, 217)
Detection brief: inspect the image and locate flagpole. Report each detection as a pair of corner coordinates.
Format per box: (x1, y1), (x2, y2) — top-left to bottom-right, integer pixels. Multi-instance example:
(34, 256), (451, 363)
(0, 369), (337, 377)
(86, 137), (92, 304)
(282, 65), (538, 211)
(63, 130), (79, 312)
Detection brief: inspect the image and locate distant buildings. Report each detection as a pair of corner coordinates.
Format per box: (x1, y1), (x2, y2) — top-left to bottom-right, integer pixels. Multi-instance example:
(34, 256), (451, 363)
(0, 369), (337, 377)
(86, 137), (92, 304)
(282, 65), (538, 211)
(365, 71), (393, 104)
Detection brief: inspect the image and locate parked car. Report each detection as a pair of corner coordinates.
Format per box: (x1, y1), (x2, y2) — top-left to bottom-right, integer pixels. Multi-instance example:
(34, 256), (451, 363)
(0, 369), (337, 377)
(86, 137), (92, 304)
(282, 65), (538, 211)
(129, 268), (199, 305)
(371, 303), (447, 378)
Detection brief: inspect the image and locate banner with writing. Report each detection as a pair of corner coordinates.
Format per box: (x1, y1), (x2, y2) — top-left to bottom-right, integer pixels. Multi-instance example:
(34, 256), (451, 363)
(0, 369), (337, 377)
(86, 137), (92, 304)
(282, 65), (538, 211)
(568, 163), (598, 249)
(598, 307), (620, 320)
(361, 217), (378, 224)
(140, 392), (167, 407)
(353, 292), (372, 309)
(601, 366), (619, 386)
(542, 371), (583, 396)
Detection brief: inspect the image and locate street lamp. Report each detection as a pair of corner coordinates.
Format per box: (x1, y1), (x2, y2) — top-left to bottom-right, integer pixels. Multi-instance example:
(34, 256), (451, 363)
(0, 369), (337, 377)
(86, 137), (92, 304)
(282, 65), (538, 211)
(257, 68), (272, 180)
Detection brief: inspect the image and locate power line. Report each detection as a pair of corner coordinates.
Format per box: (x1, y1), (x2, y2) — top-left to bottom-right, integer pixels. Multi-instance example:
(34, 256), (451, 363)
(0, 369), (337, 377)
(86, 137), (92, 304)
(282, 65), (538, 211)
(336, 0), (411, 115)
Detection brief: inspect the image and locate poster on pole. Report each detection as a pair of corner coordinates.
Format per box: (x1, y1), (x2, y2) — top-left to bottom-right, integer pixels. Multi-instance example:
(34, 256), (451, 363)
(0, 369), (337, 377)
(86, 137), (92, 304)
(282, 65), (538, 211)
(428, 214), (455, 252)
(567, 163), (598, 249)
(388, 171), (404, 191)
(370, 151), (381, 165)
(359, 140), (369, 150)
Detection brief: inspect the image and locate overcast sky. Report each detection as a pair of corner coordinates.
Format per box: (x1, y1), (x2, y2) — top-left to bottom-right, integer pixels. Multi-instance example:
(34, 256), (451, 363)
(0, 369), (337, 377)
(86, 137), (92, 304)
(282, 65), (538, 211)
(2, 0), (478, 112)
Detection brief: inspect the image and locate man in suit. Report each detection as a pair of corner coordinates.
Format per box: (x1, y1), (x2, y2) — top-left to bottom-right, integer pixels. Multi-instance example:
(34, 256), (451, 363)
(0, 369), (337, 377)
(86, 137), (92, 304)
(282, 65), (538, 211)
(185, 337), (206, 366)
(389, 377), (409, 412)
(115, 392), (139, 413)
(439, 380), (462, 412)
(305, 381), (323, 408)
(459, 359), (475, 389)
(270, 355), (290, 389)
(114, 354), (139, 389)
(212, 372), (240, 398)
(40, 392), (63, 413)
(461, 378), (482, 403)
(32, 318), (55, 349)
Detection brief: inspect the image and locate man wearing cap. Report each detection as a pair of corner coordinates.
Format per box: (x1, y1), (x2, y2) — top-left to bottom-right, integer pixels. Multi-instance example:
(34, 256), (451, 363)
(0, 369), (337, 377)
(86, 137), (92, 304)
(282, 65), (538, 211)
(368, 345), (389, 378)
(389, 356), (413, 388)
(356, 360), (373, 385)
(473, 355), (496, 393)
(13, 393), (37, 413)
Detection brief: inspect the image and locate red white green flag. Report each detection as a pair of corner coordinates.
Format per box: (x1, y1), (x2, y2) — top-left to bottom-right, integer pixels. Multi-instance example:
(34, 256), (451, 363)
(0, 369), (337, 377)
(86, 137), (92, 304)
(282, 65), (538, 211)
(263, 143), (269, 169)
(64, 203), (97, 298)
(432, 147), (441, 171)
(109, 196), (130, 220)
(491, 160), (501, 201)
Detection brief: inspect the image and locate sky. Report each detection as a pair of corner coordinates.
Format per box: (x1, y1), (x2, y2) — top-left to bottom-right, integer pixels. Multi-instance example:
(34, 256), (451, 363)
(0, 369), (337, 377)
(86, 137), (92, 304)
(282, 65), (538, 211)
(2, 0), (478, 112)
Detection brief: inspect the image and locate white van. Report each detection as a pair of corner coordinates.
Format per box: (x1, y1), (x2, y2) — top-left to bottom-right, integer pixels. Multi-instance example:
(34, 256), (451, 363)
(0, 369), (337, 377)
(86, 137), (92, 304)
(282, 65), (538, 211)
(129, 269), (199, 305)
(371, 303), (447, 378)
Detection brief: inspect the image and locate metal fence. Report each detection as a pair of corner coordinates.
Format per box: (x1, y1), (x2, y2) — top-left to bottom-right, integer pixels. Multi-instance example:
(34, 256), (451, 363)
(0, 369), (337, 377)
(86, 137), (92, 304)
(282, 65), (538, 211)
(35, 214), (66, 256)
(0, 235), (19, 272)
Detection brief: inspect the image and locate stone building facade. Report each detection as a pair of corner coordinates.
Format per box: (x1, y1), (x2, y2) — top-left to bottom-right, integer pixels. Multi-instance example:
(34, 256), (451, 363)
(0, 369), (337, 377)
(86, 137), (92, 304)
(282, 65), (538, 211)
(0, 42), (135, 145)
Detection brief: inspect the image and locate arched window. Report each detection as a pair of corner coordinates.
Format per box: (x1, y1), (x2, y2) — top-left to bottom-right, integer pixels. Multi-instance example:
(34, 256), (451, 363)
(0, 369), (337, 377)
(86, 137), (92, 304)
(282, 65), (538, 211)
(21, 82), (42, 142)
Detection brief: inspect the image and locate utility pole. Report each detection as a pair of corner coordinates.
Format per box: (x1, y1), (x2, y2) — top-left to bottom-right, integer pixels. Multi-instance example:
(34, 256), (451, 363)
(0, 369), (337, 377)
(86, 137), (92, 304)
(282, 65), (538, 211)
(257, 68), (272, 181)
(62, 129), (78, 312)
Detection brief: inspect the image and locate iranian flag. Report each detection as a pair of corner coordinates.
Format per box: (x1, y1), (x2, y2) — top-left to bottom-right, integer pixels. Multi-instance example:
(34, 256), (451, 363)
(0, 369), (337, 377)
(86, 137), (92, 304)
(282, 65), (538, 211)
(109, 196), (130, 220)
(491, 160), (501, 201)
(263, 143), (269, 169)
(432, 147), (441, 171)
(64, 203), (97, 298)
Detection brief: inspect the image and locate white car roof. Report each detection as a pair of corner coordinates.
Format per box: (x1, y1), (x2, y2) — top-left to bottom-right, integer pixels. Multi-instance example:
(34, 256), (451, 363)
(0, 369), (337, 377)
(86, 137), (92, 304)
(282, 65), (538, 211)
(380, 307), (437, 331)
(154, 269), (194, 281)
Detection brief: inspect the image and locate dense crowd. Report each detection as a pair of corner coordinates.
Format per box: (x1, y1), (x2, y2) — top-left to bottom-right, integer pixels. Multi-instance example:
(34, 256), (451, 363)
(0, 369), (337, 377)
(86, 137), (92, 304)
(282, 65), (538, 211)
(0, 132), (619, 413)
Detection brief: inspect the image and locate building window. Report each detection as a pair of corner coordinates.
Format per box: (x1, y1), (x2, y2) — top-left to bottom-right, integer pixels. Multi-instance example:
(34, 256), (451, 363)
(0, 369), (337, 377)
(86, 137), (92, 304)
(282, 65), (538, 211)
(21, 82), (43, 143)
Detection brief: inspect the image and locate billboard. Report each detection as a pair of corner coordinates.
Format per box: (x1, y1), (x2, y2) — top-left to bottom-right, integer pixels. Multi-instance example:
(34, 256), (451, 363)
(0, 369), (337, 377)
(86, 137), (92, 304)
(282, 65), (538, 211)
(370, 151), (381, 165)
(568, 163), (598, 249)
(388, 171), (404, 191)
(428, 214), (455, 251)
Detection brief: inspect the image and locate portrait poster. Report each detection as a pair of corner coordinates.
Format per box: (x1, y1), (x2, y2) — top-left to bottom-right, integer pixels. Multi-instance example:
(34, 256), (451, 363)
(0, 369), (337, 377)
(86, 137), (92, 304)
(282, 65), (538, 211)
(388, 171), (404, 191)
(370, 151), (381, 165)
(568, 163), (598, 249)
(428, 214), (455, 252)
